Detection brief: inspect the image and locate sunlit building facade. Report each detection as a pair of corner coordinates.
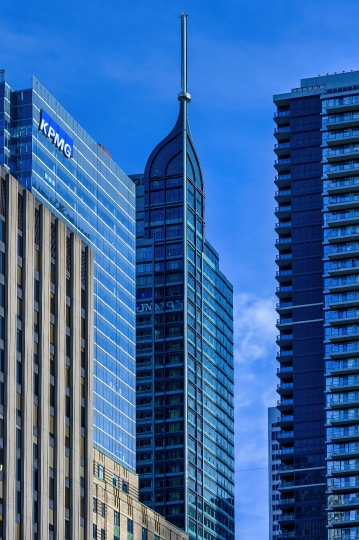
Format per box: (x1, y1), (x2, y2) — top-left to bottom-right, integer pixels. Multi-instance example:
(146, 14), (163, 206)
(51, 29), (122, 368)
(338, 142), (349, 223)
(131, 14), (235, 540)
(274, 70), (359, 540)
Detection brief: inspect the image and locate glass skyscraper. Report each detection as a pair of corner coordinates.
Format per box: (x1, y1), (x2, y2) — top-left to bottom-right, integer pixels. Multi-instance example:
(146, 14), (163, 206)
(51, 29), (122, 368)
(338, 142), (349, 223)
(274, 70), (359, 540)
(0, 69), (137, 471)
(130, 14), (235, 540)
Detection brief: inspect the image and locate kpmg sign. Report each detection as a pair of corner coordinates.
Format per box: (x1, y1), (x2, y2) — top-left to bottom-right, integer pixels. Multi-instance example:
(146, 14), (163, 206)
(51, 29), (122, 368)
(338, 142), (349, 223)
(38, 110), (73, 158)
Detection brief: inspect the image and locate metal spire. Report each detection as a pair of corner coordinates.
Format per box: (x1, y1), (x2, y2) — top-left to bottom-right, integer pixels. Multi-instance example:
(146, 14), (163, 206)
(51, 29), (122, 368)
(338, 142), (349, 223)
(178, 13), (191, 103)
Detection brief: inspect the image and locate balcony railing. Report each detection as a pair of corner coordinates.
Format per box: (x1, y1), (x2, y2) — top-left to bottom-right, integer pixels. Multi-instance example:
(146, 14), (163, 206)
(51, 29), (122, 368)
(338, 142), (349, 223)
(274, 127), (291, 134)
(277, 318), (293, 325)
(277, 366), (294, 375)
(274, 111), (290, 118)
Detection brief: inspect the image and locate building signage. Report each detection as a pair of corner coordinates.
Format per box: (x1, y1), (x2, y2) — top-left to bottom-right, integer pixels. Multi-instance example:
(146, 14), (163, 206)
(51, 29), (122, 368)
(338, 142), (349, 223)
(136, 300), (183, 313)
(39, 110), (73, 158)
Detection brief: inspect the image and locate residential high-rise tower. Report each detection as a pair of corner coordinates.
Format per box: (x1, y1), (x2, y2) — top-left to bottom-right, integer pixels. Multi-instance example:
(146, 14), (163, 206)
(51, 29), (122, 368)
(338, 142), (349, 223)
(131, 15), (235, 540)
(274, 70), (359, 540)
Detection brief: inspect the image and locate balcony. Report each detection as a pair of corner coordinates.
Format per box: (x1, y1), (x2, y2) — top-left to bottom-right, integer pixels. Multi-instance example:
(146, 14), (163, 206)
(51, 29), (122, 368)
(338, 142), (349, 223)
(275, 208), (292, 223)
(275, 222), (292, 235)
(324, 96), (359, 114)
(277, 431), (294, 443)
(275, 158), (291, 173)
(277, 480), (295, 492)
(277, 382), (293, 396)
(326, 177), (359, 195)
(274, 126), (291, 141)
(275, 189), (292, 204)
(324, 128), (359, 148)
(330, 410), (359, 425)
(276, 269), (293, 284)
(279, 497), (295, 508)
(276, 238), (292, 252)
(327, 359), (359, 375)
(324, 161), (359, 179)
(329, 377), (359, 392)
(328, 394), (359, 409)
(277, 415), (294, 428)
(274, 110), (290, 125)
(277, 334), (293, 347)
(275, 174), (292, 188)
(275, 142), (291, 156)
(276, 254), (293, 268)
(276, 301), (293, 314)
(325, 112), (359, 130)
(278, 447), (294, 460)
(276, 350), (293, 363)
(277, 366), (294, 379)
(278, 533), (295, 539)
(328, 513), (359, 527)
(324, 146), (359, 164)
(330, 427), (359, 443)
(329, 445), (359, 459)
(278, 514), (295, 524)
(277, 398), (294, 412)
(276, 285), (293, 299)
(277, 317), (293, 329)
(330, 463), (359, 476)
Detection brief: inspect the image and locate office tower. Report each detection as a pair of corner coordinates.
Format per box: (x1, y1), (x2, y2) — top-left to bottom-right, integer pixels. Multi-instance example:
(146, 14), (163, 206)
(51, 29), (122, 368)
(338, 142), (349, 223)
(0, 69), (137, 471)
(274, 70), (359, 540)
(268, 407), (281, 540)
(92, 448), (188, 540)
(131, 15), (235, 540)
(0, 167), (93, 540)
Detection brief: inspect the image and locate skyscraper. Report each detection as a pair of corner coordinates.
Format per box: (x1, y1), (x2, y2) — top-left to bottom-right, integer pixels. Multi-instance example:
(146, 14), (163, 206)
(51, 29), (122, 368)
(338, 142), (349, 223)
(274, 70), (359, 540)
(0, 166), (94, 540)
(131, 15), (235, 540)
(0, 69), (137, 471)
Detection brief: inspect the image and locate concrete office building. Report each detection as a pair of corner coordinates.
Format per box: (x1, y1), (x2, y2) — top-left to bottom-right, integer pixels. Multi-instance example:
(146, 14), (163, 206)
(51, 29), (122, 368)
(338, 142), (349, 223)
(274, 70), (359, 540)
(0, 167), (94, 540)
(131, 15), (235, 540)
(93, 448), (188, 540)
(268, 407), (281, 540)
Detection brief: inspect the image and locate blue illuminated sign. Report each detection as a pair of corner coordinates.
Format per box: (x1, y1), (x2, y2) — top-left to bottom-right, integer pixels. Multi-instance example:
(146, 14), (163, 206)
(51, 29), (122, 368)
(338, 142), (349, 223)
(38, 110), (73, 158)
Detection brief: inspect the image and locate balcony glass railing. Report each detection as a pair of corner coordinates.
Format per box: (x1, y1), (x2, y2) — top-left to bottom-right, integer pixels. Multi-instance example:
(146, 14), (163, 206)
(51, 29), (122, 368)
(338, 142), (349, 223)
(323, 96), (359, 109)
(274, 127), (290, 134)
(277, 318), (293, 325)
(279, 415), (294, 423)
(326, 359), (359, 372)
(280, 514), (295, 521)
(276, 286), (293, 294)
(325, 242), (359, 257)
(326, 209), (359, 223)
(326, 177), (359, 190)
(276, 222), (292, 229)
(329, 411), (359, 423)
(278, 398), (294, 407)
(324, 112), (359, 126)
(328, 514), (359, 525)
(331, 463), (359, 474)
(276, 350), (293, 357)
(326, 193), (359, 206)
(276, 254), (292, 261)
(277, 382), (293, 391)
(278, 431), (294, 439)
(277, 334), (293, 342)
(324, 161), (359, 174)
(275, 142), (291, 150)
(326, 326), (359, 339)
(276, 269), (293, 277)
(275, 189), (292, 197)
(326, 226), (359, 241)
(328, 394), (359, 406)
(276, 238), (292, 245)
(278, 447), (294, 455)
(328, 377), (359, 389)
(324, 145), (359, 158)
(274, 111), (290, 118)
(277, 366), (294, 374)
(275, 206), (292, 213)
(329, 427), (359, 439)
(275, 173), (291, 181)
(275, 158), (291, 166)
(280, 498), (295, 505)
(325, 258), (359, 273)
(326, 291), (359, 306)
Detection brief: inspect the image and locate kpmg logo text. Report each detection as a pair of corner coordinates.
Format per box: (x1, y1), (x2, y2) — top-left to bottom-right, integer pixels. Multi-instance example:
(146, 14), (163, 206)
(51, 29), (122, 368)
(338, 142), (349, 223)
(39, 110), (73, 158)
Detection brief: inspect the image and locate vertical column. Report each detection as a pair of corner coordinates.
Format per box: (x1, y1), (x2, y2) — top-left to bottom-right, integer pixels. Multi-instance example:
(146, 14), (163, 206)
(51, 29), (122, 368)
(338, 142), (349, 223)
(22, 190), (35, 540)
(4, 173), (18, 539)
(70, 234), (81, 537)
(85, 247), (94, 540)
(39, 205), (51, 539)
(55, 220), (66, 540)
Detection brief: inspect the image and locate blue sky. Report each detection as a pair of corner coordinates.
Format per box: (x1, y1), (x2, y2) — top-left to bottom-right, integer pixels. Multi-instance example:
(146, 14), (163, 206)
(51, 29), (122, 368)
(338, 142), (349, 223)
(3, 0), (359, 537)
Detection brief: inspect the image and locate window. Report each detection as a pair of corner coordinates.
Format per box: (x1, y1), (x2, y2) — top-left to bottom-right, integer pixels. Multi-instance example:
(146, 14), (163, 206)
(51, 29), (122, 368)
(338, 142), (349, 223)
(97, 464), (104, 480)
(114, 510), (119, 525)
(101, 502), (105, 517)
(142, 528), (148, 540)
(113, 474), (119, 488)
(93, 497), (97, 513)
(93, 524), (97, 539)
(122, 480), (128, 494)
(127, 518), (133, 540)
(101, 529), (105, 540)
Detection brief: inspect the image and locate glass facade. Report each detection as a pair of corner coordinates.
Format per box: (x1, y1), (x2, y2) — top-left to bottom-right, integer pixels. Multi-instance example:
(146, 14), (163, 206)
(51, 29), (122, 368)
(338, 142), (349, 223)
(274, 71), (359, 540)
(0, 70), (137, 471)
(131, 100), (235, 539)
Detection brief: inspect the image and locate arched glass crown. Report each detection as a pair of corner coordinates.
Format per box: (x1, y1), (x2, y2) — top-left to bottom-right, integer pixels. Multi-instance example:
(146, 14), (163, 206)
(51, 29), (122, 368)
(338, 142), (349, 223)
(144, 102), (204, 191)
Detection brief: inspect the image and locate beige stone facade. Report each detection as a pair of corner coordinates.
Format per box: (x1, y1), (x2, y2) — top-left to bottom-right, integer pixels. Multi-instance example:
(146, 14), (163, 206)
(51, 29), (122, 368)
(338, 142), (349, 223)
(0, 168), (94, 540)
(93, 448), (188, 540)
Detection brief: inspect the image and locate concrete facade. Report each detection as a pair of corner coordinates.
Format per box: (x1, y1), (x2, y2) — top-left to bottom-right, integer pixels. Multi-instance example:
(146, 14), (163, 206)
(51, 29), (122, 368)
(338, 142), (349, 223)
(93, 448), (188, 540)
